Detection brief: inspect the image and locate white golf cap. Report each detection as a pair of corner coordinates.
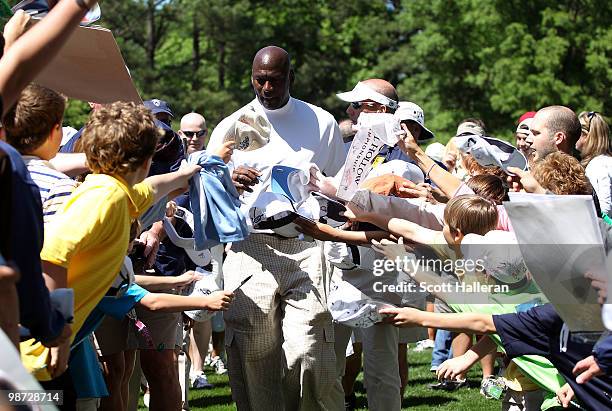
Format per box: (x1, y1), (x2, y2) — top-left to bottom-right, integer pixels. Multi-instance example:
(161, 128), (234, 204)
(366, 159), (425, 184)
(337, 81), (398, 110)
(395, 101), (435, 143)
(162, 208), (212, 267)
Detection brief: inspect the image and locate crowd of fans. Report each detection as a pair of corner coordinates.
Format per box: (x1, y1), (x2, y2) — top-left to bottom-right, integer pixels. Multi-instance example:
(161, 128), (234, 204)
(0, 2), (611, 411)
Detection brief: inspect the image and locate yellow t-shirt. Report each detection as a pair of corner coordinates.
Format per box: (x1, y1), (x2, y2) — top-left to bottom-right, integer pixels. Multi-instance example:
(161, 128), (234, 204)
(40, 173), (154, 339)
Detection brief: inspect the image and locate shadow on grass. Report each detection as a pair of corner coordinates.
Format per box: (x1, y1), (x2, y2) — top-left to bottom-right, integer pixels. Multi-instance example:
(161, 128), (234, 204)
(189, 394), (234, 408)
(402, 394), (458, 407)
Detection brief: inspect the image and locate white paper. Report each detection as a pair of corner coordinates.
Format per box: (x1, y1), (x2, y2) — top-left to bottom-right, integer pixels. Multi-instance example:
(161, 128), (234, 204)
(504, 196), (606, 332)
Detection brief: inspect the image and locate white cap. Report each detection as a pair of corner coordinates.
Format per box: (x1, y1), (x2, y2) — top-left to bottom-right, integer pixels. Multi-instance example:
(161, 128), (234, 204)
(456, 122), (485, 137)
(224, 106), (271, 151)
(425, 142), (446, 163)
(328, 278), (394, 328)
(366, 159), (425, 183)
(454, 135), (527, 174)
(394, 101), (435, 142)
(162, 208), (212, 267)
(461, 230), (528, 285)
(61, 126), (78, 146)
(337, 82), (398, 110)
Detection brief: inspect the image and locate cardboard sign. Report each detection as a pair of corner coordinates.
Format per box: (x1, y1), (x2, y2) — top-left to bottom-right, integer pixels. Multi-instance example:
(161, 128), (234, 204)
(32, 19), (141, 104)
(505, 195), (606, 332)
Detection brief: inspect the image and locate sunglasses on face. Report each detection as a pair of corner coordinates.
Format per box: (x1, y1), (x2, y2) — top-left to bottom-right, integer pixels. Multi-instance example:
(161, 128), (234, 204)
(351, 101), (380, 110)
(181, 130), (207, 139)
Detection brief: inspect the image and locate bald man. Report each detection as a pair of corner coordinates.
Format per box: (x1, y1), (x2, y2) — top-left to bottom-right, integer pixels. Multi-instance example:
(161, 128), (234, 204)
(178, 112), (208, 155)
(529, 105), (581, 163)
(206, 46), (345, 410)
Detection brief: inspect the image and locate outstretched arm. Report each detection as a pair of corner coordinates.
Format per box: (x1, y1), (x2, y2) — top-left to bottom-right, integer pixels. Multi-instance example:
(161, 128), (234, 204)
(396, 124), (463, 198)
(379, 306), (497, 334)
(0, 0), (97, 115)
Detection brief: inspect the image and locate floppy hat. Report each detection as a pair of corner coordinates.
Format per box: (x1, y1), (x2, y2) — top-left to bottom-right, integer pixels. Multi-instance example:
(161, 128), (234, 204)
(337, 81), (399, 110)
(144, 99), (174, 117)
(454, 134), (527, 174)
(395, 101), (435, 143)
(162, 207), (212, 267)
(460, 230), (528, 286)
(223, 106), (271, 151)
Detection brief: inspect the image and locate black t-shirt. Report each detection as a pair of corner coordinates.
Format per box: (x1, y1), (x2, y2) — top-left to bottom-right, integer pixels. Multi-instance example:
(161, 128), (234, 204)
(493, 304), (612, 410)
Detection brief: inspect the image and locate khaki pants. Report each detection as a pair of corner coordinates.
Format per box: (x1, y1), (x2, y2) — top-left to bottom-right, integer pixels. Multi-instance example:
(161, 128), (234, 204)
(332, 324), (401, 411)
(223, 234), (342, 411)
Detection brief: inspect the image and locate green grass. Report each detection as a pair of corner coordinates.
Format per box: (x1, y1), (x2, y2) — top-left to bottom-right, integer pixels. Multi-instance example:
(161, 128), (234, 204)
(140, 349), (499, 410)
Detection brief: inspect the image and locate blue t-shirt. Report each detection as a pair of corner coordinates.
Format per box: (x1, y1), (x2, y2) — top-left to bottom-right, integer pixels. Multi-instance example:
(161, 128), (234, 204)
(493, 304), (612, 410)
(0, 140), (66, 343)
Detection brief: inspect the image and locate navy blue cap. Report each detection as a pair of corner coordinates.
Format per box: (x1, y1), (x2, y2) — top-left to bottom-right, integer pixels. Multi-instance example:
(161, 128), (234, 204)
(144, 99), (174, 117)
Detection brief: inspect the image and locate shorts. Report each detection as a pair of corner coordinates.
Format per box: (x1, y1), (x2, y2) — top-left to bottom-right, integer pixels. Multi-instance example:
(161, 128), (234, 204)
(129, 291), (182, 351)
(95, 316), (130, 356)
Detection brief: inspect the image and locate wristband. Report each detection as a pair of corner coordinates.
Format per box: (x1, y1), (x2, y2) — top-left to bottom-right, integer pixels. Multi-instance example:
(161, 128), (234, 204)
(425, 162), (437, 180)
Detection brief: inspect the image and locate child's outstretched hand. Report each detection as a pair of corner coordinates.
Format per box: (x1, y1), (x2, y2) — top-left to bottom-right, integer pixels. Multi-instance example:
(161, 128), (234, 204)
(214, 141), (235, 164)
(436, 355), (473, 381)
(205, 290), (235, 311)
(379, 306), (421, 327)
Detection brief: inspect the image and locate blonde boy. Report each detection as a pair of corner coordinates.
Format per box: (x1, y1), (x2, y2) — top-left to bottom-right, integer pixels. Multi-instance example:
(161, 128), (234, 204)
(39, 102), (201, 380)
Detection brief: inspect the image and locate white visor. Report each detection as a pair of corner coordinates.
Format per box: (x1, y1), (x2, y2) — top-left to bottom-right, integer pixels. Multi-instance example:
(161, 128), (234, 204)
(337, 82), (398, 110)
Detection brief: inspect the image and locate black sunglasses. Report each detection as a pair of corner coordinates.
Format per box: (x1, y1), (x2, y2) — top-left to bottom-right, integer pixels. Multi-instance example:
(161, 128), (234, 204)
(181, 130), (207, 138)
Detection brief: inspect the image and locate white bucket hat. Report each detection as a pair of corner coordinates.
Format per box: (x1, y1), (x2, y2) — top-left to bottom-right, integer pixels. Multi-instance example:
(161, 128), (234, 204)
(337, 81), (399, 110)
(395, 101), (435, 143)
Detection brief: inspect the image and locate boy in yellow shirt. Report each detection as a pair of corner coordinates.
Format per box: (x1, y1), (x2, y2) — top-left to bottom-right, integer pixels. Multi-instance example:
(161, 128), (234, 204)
(38, 102), (210, 383)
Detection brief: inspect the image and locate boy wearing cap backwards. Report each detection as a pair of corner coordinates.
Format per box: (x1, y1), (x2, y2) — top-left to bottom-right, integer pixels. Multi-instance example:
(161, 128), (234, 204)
(37, 102), (203, 385)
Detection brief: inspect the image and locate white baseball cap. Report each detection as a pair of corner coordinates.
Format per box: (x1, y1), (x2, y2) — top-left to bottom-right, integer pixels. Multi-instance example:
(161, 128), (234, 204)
(337, 82), (399, 110)
(366, 159), (425, 184)
(394, 102), (435, 143)
(162, 207), (212, 267)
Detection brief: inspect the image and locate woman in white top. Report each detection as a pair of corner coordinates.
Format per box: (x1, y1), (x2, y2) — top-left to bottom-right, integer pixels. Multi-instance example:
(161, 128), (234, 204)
(577, 111), (612, 217)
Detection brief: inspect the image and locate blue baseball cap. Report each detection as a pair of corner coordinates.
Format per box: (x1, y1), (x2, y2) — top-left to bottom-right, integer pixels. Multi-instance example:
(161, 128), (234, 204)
(144, 99), (174, 117)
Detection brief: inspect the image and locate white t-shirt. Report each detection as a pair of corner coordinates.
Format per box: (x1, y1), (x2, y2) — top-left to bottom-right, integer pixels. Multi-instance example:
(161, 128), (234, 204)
(207, 97), (345, 219)
(585, 155), (612, 218)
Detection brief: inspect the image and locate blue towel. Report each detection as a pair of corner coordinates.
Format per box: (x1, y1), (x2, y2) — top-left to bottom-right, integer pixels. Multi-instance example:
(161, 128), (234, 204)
(188, 151), (249, 249)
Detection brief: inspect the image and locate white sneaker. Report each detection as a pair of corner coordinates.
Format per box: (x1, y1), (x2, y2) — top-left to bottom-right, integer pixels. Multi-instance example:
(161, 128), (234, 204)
(203, 353), (212, 367)
(413, 339), (435, 352)
(143, 391), (150, 408)
(191, 372), (214, 389)
(210, 356), (228, 375)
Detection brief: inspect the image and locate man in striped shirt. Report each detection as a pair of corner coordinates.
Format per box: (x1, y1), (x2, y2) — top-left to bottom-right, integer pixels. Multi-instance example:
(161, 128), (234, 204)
(3, 83), (77, 223)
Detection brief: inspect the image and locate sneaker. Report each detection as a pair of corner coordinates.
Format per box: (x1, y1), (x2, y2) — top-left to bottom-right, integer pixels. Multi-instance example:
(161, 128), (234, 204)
(344, 392), (357, 411)
(191, 372), (214, 389)
(143, 391), (150, 408)
(428, 379), (468, 391)
(203, 353), (212, 367)
(480, 375), (505, 399)
(413, 339), (435, 352)
(210, 355), (228, 375)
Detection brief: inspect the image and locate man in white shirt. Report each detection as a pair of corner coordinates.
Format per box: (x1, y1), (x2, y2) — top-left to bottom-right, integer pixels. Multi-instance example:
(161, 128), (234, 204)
(207, 45), (345, 410)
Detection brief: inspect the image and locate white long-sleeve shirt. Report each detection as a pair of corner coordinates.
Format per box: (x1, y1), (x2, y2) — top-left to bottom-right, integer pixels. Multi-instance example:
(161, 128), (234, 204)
(586, 155), (612, 218)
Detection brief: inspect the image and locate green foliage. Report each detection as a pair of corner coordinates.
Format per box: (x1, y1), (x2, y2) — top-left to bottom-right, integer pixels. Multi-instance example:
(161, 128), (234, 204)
(55, 0), (609, 144)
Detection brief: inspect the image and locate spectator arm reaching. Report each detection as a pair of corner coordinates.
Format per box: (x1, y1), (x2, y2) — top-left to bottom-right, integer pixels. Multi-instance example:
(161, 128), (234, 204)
(0, 0), (96, 115)
(379, 306), (497, 334)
